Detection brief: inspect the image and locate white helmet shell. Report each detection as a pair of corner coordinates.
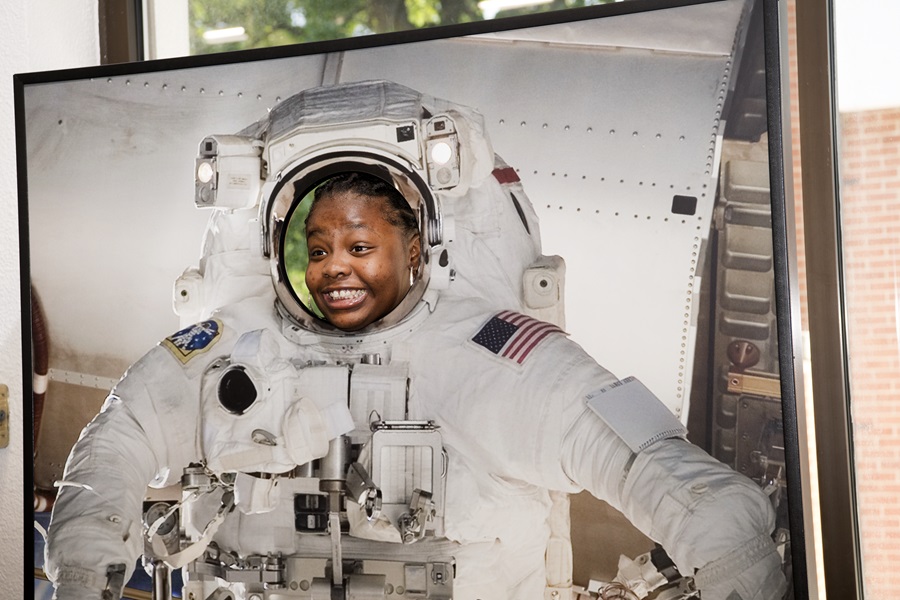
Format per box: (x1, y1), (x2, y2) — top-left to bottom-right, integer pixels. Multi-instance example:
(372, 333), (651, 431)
(182, 80), (548, 338)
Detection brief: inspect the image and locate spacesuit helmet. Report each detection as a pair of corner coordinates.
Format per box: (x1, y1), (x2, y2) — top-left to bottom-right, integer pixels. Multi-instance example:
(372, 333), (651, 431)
(253, 80), (495, 335)
(189, 80), (549, 336)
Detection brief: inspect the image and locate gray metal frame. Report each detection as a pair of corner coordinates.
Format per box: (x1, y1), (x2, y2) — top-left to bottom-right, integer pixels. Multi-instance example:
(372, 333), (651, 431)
(795, 0), (863, 597)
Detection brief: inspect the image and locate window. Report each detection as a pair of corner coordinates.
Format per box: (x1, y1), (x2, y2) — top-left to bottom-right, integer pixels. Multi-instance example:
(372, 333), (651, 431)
(833, 0), (900, 596)
(140, 0), (615, 59)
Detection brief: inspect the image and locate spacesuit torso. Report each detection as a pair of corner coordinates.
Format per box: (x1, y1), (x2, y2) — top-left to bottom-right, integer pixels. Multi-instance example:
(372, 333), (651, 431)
(67, 290), (772, 600)
(110, 293), (596, 600)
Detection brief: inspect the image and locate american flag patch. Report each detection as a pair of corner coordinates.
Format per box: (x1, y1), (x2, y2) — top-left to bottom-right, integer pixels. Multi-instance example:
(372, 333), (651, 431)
(472, 311), (564, 364)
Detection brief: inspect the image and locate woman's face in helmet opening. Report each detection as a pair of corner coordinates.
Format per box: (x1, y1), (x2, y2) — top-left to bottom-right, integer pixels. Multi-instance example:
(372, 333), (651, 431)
(304, 181), (421, 332)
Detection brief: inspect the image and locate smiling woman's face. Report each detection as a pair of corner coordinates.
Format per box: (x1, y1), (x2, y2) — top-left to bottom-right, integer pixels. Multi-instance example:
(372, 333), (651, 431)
(305, 191), (420, 331)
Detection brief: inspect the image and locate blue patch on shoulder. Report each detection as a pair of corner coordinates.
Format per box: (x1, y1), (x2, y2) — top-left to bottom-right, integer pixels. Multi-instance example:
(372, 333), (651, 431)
(162, 319), (222, 363)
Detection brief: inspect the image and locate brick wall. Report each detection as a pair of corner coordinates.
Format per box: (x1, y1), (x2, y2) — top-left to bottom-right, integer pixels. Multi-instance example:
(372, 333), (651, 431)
(838, 107), (900, 598)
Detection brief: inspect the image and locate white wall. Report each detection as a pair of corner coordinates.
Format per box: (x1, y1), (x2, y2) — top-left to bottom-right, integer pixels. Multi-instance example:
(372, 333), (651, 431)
(146, 0), (190, 58)
(0, 0), (99, 595)
(834, 0), (900, 112)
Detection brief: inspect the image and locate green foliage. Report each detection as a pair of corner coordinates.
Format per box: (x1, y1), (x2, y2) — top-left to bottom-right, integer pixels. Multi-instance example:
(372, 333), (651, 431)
(405, 0), (441, 27)
(283, 190), (322, 315)
(189, 0), (484, 54)
(490, 0), (610, 19)
(188, 0), (614, 55)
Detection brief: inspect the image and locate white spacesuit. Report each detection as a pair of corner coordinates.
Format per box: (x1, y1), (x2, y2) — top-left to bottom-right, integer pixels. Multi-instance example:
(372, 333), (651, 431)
(44, 81), (787, 600)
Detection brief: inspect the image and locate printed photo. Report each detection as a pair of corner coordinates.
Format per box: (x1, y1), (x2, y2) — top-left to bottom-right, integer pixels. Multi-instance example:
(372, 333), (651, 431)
(19, 0), (802, 598)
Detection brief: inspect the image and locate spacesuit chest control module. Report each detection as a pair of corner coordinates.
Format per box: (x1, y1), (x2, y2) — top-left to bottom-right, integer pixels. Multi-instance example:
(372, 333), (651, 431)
(44, 81), (788, 600)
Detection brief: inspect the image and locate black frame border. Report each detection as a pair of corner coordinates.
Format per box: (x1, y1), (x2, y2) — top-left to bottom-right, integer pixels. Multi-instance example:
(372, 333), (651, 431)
(14, 1), (813, 596)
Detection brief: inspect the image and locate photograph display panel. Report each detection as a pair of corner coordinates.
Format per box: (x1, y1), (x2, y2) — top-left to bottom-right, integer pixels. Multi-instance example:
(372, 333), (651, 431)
(19, 0), (804, 597)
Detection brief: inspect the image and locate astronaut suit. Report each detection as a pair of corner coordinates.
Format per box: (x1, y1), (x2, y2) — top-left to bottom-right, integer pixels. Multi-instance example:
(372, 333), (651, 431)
(44, 81), (787, 600)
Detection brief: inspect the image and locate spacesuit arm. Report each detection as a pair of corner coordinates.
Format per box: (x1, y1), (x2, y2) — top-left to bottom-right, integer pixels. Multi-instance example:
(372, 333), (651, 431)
(561, 401), (787, 600)
(45, 348), (200, 600)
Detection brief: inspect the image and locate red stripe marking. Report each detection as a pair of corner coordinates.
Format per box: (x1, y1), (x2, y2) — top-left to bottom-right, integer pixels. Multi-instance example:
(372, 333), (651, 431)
(492, 167), (520, 184)
(503, 320), (548, 358)
(514, 328), (561, 364)
(506, 322), (561, 361)
(489, 311), (563, 363)
(496, 311), (531, 354)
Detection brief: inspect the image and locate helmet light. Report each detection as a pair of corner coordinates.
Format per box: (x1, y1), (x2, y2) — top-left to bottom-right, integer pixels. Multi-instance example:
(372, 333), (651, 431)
(424, 116), (460, 190)
(193, 135), (262, 209)
(197, 161), (215, 184)
(430, 142), (453, 165)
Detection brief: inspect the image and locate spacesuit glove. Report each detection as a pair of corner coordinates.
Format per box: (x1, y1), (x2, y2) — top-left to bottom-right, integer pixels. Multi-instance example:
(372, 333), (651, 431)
(693, 534), (787, 600)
